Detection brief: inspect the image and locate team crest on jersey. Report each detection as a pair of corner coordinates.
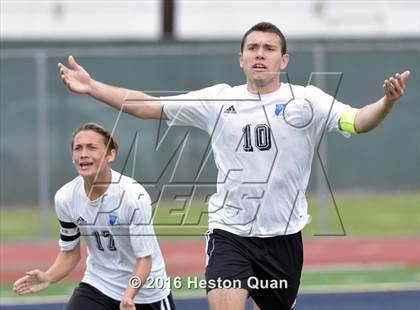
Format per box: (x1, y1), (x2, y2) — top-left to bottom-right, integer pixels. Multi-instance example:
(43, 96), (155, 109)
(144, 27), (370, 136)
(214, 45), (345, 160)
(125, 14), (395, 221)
(109, 214), (118, 225)
(274, 103), (286, 118)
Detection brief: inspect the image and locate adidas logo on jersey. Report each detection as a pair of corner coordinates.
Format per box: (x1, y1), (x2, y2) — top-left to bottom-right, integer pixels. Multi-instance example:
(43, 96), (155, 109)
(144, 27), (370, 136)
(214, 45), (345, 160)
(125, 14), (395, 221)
(224, 105), (237, 113)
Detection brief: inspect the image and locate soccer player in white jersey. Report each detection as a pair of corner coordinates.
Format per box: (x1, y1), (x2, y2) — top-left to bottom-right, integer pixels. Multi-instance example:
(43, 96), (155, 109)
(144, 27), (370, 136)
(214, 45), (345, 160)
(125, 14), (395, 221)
(57, 22), (410, 310)
(13, 123), (175, 310)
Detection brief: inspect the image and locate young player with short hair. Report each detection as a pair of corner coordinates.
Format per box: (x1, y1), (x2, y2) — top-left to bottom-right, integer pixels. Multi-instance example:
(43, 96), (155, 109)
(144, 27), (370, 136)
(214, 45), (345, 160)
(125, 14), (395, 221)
(57, 22), (410, 310)
(13, 123), (175, 310)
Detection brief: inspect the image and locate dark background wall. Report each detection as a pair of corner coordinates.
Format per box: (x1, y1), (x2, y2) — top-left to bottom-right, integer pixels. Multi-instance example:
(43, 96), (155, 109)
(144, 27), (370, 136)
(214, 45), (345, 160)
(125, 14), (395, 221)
(1, 38), (419, 204)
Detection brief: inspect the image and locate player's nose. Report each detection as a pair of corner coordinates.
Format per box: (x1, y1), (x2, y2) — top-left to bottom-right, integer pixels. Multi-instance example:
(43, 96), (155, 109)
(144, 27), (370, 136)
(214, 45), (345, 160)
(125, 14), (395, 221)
(80, 148), (89, 158)
(256, 48), (265, 59)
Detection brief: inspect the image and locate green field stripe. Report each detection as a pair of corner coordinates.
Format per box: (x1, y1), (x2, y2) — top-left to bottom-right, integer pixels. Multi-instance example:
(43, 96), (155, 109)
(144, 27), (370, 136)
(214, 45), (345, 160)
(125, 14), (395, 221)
(301, 266), (420, 287)
(1, 266), (418, 302)
(0, 280), (78, 300)
(2, 191), (419, 239)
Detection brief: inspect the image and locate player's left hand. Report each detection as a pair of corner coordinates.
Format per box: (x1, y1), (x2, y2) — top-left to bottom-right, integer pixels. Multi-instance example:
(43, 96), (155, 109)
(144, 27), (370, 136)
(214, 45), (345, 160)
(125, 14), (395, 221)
(12, 270), (50, 295)
(383, 70), (410, 104)
(120, 296), (136, 310)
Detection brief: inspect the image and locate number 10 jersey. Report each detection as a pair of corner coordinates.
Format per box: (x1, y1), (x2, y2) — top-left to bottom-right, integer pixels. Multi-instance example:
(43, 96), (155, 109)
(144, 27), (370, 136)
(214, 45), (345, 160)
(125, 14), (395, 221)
(162, 83), (352, 237)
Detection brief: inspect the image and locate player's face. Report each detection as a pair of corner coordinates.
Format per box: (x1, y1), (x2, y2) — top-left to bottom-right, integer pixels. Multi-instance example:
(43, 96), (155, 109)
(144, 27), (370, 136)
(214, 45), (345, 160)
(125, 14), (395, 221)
(239, 31), (289, 93)
(71, 130), (115, 179)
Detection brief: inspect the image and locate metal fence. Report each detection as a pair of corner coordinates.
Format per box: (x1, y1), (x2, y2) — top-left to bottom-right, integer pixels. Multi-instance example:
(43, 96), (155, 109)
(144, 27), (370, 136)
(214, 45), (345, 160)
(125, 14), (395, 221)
(1, 39), (419, 235)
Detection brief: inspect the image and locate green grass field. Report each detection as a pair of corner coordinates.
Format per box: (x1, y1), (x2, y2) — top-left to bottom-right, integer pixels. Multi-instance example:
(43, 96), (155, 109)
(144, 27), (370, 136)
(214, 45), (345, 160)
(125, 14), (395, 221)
(1, 192), (418, 302)
(1, 266), (418, 300)
(1, 191), (418, 240)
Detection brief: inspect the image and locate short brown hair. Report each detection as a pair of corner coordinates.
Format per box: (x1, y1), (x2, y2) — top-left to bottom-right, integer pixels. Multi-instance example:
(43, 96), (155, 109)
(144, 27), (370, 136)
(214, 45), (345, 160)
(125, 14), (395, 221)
(240, 22), (287, 54)
(71, 122), (119, 154)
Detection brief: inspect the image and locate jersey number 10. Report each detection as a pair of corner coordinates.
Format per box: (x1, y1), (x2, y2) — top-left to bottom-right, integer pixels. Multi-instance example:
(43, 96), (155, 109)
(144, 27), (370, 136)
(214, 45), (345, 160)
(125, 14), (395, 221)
(242, 124), (272, 152)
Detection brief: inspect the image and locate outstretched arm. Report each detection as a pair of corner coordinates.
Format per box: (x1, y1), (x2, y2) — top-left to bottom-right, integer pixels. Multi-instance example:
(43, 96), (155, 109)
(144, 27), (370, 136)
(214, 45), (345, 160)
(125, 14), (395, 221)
(13, 244), (81, 295)
(58, 56), (167, 120)
(354, 70), (410, 133)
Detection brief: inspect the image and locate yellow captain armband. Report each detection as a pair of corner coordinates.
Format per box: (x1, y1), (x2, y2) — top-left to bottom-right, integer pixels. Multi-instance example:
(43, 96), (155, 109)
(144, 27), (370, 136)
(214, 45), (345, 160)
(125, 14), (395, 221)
(339, 108), (359, 134)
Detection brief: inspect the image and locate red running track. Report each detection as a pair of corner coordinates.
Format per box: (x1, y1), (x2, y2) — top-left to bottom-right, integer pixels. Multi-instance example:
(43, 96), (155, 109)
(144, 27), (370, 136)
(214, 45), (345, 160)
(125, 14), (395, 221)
(1, 238), (419, 283)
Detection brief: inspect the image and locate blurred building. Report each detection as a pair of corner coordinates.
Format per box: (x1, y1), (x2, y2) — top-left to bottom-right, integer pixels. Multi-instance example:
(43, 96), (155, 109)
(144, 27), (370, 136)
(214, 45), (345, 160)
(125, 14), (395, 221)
(1, 1), (419, 206)
(1, 0), (419, 40)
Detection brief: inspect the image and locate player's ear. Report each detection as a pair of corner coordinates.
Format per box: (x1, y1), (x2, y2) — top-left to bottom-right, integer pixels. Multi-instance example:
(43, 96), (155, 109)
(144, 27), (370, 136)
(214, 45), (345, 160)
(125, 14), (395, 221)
(280, 53), (289, 70)
(238, 52), (244, 68)
(107, 149), (116, 163)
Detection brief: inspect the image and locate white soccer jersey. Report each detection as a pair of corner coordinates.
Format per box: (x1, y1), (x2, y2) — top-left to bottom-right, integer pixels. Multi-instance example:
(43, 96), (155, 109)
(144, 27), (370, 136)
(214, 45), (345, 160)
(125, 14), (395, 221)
(162, 83), (352, 237)
(54, 169), (170, 304)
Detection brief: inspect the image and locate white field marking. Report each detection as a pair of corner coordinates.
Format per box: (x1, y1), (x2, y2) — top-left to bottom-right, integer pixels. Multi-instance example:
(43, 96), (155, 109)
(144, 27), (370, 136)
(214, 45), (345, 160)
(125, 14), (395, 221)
(303, 263), (413, 272)
(0, 295), (70, 306)
(2, 284), (419, 306)
(0, 291), (208, 306)
(300, 282), (420, 294)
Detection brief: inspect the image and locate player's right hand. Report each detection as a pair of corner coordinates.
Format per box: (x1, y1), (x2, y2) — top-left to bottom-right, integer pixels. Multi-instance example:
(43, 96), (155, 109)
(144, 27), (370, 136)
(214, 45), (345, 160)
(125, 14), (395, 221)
(58, 55), (93, 94)
(12, 269), (50, 295)
(120, 296), (136, 310)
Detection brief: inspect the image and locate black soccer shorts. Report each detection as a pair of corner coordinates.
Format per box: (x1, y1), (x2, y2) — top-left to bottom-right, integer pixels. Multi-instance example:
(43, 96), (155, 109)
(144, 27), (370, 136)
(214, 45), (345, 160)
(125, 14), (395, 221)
(64, 282), (175, 310)
(205, 229), (303, 310)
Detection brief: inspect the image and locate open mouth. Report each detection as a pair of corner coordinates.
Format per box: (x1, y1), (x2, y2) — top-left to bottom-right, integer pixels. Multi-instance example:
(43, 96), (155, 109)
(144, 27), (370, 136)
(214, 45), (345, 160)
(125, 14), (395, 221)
(252, 63), (267, 70)
(79, 162), (94, 170)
